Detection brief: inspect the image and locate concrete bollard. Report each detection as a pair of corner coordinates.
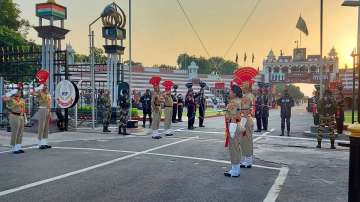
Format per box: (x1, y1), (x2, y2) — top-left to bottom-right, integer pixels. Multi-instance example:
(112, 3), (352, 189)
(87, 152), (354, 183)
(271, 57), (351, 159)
(347, 123), (360, 202)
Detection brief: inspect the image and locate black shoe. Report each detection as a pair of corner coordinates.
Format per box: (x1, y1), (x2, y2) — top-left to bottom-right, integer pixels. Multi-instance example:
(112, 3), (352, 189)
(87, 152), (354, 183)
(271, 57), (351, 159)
(280, 133), (284, 136)
(123, 128), (131, 136)
(13, 150), (22, 154)
(224, 171), (231, 177)
(199, 125), (205, 128)
(152, 136), (162, 139)
(165, 133), (173, 136)
(255, 130), (262, 133)
(18, 150), (25, 153)
(287, 132), (290, 137)
(240, 164), (252, 168)
(330, 140), (336, 149)
(224, 171), (239, 177)
(103, 126), (111, 132)
(45, 145), (52, 149)
(316, 140), (322, 148)
(39, 145), (47, 150)
(142, 125), (146, 128)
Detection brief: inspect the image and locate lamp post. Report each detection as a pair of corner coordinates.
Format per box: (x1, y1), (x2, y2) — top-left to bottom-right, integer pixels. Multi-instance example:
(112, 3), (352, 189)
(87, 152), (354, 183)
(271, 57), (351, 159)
(128, 0), (132, 118)
(341, 3), (360, 201)
(89, 16), (101, 129)
(342, 0), (360, 123)
(320, 0), (324, 98)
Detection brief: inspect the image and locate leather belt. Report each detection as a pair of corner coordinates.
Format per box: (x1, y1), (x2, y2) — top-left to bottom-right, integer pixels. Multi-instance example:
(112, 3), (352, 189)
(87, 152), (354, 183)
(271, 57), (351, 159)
(11, 112), (24, 116)
(39, 106), (49, 109)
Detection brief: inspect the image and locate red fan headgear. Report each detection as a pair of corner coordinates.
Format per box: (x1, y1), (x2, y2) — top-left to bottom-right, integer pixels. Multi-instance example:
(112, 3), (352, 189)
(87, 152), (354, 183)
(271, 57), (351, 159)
(35, 70), (49, 85)
(162, 80), (174, 91)
(149, 76), (161, 87)
(233, 67), (258, 87)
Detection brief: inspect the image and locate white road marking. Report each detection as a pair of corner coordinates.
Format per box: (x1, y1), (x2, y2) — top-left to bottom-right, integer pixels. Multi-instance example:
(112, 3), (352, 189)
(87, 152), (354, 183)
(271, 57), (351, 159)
(263, 167), (289, 202)
(0, 146), (37, 154)
(51, 146), (283, 171)
(53, 147), (137, 154)
(0, 136), (198, 197)
(254, 129), (275, 143)
(262, 135), (350, 144)
(144, 152), (282, 171)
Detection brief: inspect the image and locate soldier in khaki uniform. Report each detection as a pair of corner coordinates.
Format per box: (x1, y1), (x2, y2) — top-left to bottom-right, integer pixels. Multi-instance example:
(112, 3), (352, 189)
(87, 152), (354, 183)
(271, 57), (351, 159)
(32, 85), (52, 149)
(224, 84), (245, 177)
(150, 76), (163, 139)
(3, 89), (26, 154)
(239, 81), (255, 168)
(162, 80), (174, 136)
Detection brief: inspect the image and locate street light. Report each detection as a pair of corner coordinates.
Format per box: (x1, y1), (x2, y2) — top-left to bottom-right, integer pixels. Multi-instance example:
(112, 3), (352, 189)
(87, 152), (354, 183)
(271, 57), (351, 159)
(342, 0), (360, 123)
(341, 3), (360, 201)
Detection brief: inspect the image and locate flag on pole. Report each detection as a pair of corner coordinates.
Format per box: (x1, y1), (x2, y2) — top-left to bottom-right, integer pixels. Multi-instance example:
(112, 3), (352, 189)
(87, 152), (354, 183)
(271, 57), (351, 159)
(235, 53), (239, 64)
(244, 53), (247, 62)
(252, 53), (255, 64)
(296, 15), (309, 35)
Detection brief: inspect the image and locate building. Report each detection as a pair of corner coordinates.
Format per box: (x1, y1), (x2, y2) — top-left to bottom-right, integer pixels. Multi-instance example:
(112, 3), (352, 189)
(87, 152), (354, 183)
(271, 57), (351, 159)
(339, 67), (359, 108)
(261, 48), (339, 84)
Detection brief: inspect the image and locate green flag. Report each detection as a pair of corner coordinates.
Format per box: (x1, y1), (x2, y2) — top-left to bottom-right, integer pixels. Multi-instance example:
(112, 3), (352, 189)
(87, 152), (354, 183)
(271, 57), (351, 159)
(296, 16), (309, 36)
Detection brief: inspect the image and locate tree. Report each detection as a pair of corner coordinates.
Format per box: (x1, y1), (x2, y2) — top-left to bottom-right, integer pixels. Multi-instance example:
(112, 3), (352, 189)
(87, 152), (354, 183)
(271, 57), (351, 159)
(153, 64), (177, 70)
(124, 60), (143, 67)
(275, 84), (305, 101)
(74, 47), (107, 63)
(0, 0), (30, 36)
(0, 26), (27, 46)
(176, 53), (238, 75)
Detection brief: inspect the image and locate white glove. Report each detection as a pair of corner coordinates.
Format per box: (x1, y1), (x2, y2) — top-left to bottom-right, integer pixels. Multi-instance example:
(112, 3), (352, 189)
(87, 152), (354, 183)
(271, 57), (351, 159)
(229, 123), (237, 139)
(35, 84), (44, 92)
(6, 89), (18, 97)
(240, 117), (247, 129)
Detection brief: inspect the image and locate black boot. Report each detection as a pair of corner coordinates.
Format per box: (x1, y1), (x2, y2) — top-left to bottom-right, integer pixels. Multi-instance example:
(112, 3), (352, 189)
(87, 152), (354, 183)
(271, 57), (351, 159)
(330, 139), (336, 149)
(316, 140), (321, 148)
(123, 128), (131, 136)
(280, 130), (284, 136)
(287, 131), (290, 136)
(118, 126), (123, 135)
(103, 126), (111, 132)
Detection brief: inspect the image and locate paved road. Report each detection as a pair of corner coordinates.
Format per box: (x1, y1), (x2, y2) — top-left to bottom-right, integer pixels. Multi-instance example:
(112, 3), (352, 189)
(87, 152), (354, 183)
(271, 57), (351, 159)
(0, 105), (349, 202)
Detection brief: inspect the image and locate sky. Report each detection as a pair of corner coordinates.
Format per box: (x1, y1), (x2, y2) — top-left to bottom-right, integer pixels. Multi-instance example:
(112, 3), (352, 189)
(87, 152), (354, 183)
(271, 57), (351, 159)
(14, 0), (360, 96)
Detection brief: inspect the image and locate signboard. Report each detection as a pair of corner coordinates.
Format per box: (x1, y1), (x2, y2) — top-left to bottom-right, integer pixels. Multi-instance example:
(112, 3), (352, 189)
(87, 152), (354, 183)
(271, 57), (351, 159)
(215, 82), (225, 89)
(55, 80), (79, 108)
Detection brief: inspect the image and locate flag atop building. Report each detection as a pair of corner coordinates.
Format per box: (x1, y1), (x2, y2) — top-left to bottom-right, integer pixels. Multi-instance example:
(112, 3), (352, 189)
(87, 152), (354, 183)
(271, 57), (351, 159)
(235, 53), (239, 64)
(296, 15), (309, 36)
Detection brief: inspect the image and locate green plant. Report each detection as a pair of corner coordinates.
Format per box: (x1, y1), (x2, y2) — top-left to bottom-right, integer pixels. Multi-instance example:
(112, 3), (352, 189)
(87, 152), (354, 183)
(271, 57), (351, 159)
(78, 106), (92, 114)
(131, 108), (139, 117)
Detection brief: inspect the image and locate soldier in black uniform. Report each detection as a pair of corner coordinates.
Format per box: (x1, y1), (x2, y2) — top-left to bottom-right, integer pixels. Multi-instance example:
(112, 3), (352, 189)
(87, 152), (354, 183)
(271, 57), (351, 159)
(277, 87), (295, 136)
(185, 83), (196, 130)
(140, 89), (152, 128)
(118, 82), (131, 135)
(172, 85), (178, 123)
(198, 81), (207, 127)
(261, 84), (270, 131)
(254, 82), (264, 132)
(177, 94), (184, 122)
